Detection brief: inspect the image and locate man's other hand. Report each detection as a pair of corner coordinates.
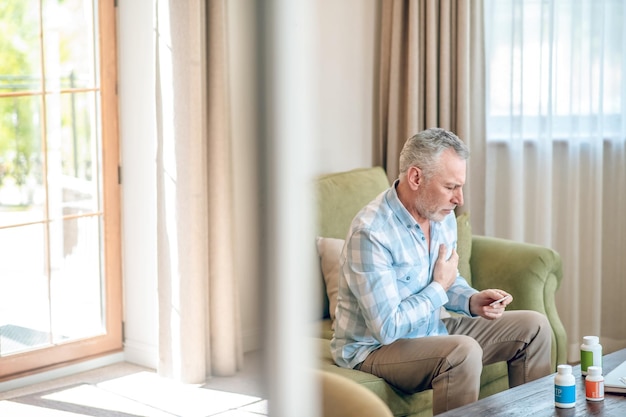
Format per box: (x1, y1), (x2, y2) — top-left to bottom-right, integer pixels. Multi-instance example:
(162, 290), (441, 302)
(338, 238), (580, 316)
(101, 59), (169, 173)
(469, 289), (513, 320)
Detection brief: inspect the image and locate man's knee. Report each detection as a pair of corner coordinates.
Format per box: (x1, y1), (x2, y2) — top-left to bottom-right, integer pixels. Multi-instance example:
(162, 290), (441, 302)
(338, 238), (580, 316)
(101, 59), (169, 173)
(523, 309), (549, 325)
(446, 335), (483, 371)
(518, 310), (551, 340)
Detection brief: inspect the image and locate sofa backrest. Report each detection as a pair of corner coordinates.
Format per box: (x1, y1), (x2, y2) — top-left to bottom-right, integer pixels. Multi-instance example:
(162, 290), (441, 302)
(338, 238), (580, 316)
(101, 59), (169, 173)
(314, 167), (390, 320)
(315, 167), (390, 240)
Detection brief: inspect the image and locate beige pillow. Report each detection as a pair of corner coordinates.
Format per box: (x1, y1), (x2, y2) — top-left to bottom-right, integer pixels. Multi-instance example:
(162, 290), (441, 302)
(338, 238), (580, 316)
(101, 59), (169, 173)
(316, 236), (344, 322)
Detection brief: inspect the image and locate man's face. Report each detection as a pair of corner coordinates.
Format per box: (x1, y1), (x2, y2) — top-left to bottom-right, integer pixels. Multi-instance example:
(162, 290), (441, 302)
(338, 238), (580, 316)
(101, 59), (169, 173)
(414, 148), (466, 222)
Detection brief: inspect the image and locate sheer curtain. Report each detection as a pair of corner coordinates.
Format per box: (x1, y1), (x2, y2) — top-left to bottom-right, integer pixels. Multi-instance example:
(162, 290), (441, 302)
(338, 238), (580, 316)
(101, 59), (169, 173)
(376, 0), (487, 227)
(484, 0), (626, 361)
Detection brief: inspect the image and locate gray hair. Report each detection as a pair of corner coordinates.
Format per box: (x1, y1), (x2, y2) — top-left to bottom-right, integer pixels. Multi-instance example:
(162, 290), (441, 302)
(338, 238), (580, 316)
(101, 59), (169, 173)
(398, 128), (470, 179)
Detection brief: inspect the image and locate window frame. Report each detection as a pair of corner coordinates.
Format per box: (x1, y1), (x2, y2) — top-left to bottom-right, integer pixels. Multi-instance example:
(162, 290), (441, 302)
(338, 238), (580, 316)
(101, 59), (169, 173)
(0, 0), (122, 381)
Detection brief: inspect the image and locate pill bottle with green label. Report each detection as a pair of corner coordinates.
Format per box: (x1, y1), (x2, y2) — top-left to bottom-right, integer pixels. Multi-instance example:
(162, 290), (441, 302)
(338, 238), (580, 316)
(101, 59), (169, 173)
(580, 336), (602, 376)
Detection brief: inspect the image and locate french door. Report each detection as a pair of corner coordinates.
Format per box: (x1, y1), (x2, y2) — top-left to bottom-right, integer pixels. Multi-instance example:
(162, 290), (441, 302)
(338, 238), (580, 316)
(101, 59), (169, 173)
(0, 0), (121, 380)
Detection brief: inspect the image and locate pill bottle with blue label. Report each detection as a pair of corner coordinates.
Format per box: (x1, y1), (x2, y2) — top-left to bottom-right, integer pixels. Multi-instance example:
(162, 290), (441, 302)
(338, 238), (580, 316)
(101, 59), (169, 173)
(555, 364), (576, 408)
(581, 336), (602, 376)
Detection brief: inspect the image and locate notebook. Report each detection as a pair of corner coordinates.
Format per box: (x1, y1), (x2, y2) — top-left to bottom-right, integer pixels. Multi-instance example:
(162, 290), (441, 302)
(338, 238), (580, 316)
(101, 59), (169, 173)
(604, 359), (626, 394)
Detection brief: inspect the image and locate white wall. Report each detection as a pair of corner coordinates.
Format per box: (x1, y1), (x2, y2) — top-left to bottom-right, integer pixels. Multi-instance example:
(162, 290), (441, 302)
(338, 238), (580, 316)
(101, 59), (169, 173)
(118, 0), (378, 369)
(117, 0), (158, 368)
(314, 0), (378, 174)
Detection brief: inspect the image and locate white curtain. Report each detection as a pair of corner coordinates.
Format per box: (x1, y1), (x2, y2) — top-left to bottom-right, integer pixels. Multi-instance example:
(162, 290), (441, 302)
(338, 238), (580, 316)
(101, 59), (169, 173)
(484, 0), (626, 362)
(155, 0), (242, 383)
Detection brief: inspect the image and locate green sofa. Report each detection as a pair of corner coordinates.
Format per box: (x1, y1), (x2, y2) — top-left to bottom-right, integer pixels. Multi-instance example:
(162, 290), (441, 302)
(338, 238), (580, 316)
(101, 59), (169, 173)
(313, 167), (567, 417)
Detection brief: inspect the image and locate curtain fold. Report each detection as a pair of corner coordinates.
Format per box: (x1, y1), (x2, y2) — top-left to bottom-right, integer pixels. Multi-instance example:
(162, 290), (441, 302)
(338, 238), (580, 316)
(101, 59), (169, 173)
(375, 0), (486, 228)
(155, 0), (241, 384)
(206, 0), (243, 379)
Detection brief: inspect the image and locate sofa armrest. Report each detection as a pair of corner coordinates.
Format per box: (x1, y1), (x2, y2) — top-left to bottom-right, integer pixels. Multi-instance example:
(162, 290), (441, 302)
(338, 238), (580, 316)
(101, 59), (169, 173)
(470, 235), (567, 369)
(315, 369), (393, 417)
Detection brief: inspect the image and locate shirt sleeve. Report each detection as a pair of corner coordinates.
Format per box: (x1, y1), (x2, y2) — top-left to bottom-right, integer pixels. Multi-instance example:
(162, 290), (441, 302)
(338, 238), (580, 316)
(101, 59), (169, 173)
(343, 228), (449, 345)
(445, 276), (478, 316)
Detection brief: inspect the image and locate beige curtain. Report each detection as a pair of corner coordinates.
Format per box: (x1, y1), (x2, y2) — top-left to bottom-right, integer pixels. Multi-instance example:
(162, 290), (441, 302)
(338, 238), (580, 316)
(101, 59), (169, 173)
(154, 0), (242, 384)
(376, 0), (486, 232)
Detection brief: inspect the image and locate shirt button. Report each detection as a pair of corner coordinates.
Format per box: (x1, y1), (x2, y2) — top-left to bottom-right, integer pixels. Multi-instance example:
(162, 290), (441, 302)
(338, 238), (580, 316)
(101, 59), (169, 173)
(405, 276), (410, 281)
(421, 236), (425, 241)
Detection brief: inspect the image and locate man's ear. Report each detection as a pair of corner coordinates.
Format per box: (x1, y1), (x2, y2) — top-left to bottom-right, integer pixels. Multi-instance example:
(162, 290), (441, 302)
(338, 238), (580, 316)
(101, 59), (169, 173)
(407, 166), (422, 190)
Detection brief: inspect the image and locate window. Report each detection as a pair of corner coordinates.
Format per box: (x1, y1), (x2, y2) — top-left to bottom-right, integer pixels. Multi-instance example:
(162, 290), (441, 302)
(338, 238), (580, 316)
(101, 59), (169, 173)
(485, 0), (625, 143)
(0, 0), (121, 379)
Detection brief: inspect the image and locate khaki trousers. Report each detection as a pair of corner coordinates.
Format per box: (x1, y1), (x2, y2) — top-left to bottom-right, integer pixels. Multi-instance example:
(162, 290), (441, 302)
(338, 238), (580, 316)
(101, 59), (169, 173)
(357, 310), (552, 415)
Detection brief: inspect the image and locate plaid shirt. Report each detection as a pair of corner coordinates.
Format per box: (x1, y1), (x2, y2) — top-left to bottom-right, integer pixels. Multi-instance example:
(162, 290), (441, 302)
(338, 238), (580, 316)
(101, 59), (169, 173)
(331, 181), (477, 369)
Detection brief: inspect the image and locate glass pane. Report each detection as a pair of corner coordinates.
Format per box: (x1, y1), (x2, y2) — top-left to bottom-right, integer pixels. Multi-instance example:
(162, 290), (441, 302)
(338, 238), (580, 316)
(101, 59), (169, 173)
(43, 0), (97, 90)
(50, 215), (104, 342)
(0, 95), (45, 227)
(60, 91), (100, 212)
(0, 1), (42, 93)
(0, 0), (118, 373)
(0, 224), (51, 355)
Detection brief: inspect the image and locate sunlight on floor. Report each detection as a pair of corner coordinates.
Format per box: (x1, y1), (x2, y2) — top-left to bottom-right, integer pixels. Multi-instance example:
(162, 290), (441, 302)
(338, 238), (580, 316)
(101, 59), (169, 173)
(42, 383), (173, 416)
(97, 371), (264, 416)
(0, 370), (267, 417)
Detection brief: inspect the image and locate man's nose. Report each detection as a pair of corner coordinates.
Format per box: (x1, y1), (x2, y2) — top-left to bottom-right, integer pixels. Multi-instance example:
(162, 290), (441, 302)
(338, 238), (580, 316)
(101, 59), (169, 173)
(453, 188), (464, 206)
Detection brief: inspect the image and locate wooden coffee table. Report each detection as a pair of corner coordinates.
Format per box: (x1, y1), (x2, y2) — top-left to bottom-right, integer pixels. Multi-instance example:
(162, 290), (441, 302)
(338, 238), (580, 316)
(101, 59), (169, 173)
(439, 348), (626, 416)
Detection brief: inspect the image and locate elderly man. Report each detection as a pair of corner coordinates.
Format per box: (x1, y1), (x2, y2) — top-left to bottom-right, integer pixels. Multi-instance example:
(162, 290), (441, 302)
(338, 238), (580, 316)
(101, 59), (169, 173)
(331, 128), (552, 414)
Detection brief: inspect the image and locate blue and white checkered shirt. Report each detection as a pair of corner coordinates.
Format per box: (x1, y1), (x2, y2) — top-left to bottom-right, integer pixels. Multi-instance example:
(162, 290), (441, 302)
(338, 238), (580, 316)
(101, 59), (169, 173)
(330, 180), (478, 369)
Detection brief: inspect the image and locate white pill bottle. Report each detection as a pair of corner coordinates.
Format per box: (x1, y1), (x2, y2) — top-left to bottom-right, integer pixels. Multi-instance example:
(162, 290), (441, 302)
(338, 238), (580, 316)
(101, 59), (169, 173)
(555, 364), (576, 408)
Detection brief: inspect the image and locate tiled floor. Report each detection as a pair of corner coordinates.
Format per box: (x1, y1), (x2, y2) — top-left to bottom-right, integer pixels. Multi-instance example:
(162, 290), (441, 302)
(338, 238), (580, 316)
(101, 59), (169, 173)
(0, 350), (267, 416)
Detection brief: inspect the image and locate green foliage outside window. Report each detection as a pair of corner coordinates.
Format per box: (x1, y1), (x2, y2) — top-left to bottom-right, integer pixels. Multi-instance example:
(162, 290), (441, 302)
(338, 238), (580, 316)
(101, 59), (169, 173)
(1, 0), (96, 207)
(0, 2), (40, 192)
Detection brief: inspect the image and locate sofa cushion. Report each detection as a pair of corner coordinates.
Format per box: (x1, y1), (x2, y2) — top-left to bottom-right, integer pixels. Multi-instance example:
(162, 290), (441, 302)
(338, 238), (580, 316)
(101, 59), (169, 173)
(316, 236), (344, 323)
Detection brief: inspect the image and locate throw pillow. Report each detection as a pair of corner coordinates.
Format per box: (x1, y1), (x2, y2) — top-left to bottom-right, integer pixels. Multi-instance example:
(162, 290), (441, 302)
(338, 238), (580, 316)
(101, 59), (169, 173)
(456, 212), (472, 286)
(316, 236), (344, 322)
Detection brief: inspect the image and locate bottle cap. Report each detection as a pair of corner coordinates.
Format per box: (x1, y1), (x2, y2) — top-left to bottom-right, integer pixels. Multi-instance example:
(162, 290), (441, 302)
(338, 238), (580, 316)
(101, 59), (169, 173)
(587, 366), (602, 376)
(557, 364), (572, 374)
(583, 336), (599, 345)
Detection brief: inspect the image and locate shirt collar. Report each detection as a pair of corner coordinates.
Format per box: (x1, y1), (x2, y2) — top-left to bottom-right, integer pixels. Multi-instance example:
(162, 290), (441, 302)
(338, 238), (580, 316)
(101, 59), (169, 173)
(386, 179), (442, 234)
(386, 179), (420, 229)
